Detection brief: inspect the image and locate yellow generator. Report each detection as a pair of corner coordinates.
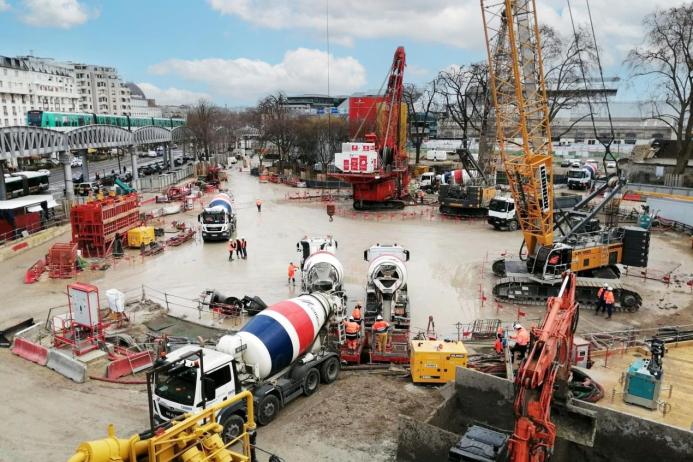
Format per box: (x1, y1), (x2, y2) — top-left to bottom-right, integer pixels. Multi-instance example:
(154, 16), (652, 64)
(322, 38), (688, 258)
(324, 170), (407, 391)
(127, 226), (155, 248)
(410, 339), (468, 384)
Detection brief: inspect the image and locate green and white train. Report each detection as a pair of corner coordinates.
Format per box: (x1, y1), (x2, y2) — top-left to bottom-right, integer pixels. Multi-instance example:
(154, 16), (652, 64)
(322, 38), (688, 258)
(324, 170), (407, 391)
(27, 110), (185, 130)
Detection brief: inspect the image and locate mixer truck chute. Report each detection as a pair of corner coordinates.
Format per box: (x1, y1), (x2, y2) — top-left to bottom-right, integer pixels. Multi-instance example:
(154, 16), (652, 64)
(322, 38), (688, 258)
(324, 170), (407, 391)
(152, 292), (345, 438)
(198, 193), (237, 241)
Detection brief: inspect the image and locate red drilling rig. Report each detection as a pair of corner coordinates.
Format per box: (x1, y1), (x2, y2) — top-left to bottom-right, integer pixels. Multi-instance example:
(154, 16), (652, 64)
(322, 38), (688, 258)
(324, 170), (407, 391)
(329, 47), (410, 210)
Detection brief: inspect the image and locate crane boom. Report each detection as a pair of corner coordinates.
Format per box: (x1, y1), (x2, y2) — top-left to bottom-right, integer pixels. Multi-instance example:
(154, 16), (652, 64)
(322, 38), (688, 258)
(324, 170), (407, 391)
(481, 0), (554, 255)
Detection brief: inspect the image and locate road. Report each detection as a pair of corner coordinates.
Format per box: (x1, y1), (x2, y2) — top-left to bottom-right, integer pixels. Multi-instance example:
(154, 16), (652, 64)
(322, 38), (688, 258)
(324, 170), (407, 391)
(47, 149), (185, 191)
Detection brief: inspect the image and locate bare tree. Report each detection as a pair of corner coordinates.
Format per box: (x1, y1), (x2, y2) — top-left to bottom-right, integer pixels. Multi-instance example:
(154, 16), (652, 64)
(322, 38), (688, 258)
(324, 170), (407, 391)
(403, 80), (440, 164)
(257, 92), (299, 168)
(541, 25), (598, 139)
(437, 63), (489, 154)
(295, 117), (348, 172)
(186, 99), (220, 160)
(627, 3), (693, 174)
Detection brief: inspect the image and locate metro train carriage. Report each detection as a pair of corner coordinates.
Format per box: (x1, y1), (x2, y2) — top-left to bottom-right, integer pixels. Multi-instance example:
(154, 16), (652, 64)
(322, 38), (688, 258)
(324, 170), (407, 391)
(26, 110), (185, 130)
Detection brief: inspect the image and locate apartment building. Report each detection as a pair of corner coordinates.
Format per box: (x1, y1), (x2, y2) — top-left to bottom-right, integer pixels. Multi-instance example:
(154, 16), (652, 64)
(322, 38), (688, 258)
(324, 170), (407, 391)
(71, 63), (131, 115)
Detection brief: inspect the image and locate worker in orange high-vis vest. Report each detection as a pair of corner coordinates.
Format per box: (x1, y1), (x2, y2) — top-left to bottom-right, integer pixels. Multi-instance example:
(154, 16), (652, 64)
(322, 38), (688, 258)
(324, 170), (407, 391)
(227, 239), (236, 261)
(287, 262), (298, 286)
(596, 283), (608, 314)
(351, 302), (363, 325)
(372, 315), (390, 353)
(344, 316), (361, 350)
(604, 286), (615, 320)
(510, 322), (530, 362)
(494, 325), (505, 354)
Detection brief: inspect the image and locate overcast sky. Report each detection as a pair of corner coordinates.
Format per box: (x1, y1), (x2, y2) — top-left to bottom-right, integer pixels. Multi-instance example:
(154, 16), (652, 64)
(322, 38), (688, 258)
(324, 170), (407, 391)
(0, 0), (682, 106)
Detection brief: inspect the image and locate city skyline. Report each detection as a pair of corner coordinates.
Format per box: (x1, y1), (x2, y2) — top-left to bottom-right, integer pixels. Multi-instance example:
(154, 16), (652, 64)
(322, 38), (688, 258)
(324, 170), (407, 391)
(0, 0), (684, 106)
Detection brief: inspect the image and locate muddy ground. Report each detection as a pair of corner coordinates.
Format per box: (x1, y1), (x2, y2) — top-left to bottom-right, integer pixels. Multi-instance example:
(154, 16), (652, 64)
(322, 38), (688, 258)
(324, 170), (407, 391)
(0, 168), (691, 461)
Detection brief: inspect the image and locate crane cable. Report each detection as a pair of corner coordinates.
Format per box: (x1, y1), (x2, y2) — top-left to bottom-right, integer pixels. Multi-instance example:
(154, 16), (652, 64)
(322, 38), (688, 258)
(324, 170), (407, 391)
(565, 0), (619, 176)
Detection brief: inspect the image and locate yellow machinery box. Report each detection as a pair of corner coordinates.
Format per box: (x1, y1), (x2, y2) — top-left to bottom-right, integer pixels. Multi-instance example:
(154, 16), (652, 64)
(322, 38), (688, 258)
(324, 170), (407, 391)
(127, 226), (155, 248)
(410, 339), (468, 384)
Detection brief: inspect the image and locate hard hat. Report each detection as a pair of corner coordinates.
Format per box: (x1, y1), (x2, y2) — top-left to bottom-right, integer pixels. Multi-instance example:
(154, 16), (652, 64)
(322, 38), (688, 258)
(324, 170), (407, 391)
(376, 315), (383, 321)
(513, 322), (522, 330)
(607, 286), (613, 291)
(348, 316), (354, 321)
(603, 283), (608, 288)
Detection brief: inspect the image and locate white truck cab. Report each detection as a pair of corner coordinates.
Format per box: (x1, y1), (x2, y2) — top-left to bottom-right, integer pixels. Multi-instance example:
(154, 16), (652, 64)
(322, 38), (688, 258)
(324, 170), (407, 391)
(487, 197), (518, 231)
(419, 172), (436, 191)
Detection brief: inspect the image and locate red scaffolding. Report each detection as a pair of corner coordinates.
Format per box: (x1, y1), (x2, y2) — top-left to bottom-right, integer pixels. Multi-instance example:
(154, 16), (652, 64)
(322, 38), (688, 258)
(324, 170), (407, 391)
(70, 193), (140, 258)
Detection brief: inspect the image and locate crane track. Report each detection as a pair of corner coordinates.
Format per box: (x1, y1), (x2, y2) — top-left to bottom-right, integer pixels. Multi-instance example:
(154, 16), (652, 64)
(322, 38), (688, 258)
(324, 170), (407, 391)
(493, 276), (642, 312)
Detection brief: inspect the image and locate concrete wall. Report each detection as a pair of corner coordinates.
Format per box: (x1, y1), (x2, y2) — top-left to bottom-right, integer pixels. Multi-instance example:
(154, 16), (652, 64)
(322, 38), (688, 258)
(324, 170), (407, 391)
(647, 197), (693, 227)
(398, 367), (693, 462)
(0, 223), (70, 262)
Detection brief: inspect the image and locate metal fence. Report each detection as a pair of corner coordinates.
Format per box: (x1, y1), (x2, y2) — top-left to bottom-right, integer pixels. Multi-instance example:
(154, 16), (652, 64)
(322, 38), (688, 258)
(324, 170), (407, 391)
(134, 164), (195, 192)
(0, 214), (69, 248)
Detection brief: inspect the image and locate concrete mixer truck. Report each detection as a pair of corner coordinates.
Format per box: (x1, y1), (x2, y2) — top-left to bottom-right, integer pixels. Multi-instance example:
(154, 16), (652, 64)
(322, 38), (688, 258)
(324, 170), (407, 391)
(296, 236), (343, 292)
(151, 292), (345, 441)
(567, 163), (597, 190)
(198, 193), (237, 242)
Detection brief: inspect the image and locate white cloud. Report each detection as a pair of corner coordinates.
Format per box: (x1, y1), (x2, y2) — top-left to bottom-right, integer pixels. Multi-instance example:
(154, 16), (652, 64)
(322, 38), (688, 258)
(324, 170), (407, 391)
(208, 0), (683, 64)
(149, 48), (367, 103)
(136, 83), (211, 106)
(0, 0), (10, 12)
(20, 0), (94, 28)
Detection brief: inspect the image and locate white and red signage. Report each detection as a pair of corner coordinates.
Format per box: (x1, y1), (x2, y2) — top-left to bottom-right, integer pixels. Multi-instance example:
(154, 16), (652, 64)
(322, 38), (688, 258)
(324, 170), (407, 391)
(335, 143), (379, 173)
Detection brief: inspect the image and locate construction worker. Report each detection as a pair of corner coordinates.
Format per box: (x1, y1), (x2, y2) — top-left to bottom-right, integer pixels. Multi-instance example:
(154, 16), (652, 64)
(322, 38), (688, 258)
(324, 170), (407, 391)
(596, 283), (608, 314)
(372, 315), (390, 353)
(351, 302), (363, 325)
(604, 286), (615, 320)
(235, 238), (243, 259)
(288, 262), (298, 286)
(227, 239), (236, 261)
(344, 316), (360, 350)
(509, 322), (530, 362)
(240, 238), (247, 259)
(256, 199), (262, 212)
(494, 325), (505, 354)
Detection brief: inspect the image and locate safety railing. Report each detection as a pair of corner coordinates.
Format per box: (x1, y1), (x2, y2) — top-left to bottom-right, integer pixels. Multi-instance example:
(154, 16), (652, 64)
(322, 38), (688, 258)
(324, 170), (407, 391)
(0, 214), (69, 248)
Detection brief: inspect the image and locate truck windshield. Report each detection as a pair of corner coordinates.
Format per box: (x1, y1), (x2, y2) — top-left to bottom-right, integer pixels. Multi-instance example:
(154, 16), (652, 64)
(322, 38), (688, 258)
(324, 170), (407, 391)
(155, 366), (197, 406)
(567, 170), (585, 179)
(488, 199), (508, 212)
(202, 211), (226, 224)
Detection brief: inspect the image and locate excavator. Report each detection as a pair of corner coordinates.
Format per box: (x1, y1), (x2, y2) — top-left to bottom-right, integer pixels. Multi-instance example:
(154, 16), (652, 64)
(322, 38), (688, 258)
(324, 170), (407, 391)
(481, 0), (649, 312)
(329, 47), (410, 210)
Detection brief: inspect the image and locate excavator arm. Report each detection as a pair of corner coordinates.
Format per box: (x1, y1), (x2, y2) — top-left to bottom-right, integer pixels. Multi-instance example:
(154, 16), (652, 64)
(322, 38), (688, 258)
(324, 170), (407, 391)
(509, 271), (578, 461)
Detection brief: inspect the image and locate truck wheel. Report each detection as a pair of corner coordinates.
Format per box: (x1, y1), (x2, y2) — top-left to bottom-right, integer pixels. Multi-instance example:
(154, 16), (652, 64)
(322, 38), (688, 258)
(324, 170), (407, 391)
(508, 220), (518, 231)
(221, 414), (245, 443)
(320, 357), (340, 384)
(303, 368), (320, 396)
(257, 394), (280, 426)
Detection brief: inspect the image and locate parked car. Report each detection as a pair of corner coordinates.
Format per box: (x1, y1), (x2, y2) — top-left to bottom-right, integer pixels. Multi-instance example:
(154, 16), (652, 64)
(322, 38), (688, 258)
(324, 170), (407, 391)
(570, 161), (581, 168)
(71, 157), (83, 167)
(560, 159), (571, 167)
(75, 182), (99, 196)
(174, 157), (184, 166)
(147, 150), (158, 158)
(606, 161), (616, 169)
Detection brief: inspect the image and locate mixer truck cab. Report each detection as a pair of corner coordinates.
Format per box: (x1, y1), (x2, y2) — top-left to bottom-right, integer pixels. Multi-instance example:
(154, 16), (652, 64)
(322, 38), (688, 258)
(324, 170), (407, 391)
(487, 197), (518, 231)
(567, 164), (597, 190)
(152, 293), (344, 441)
(198, 193), (237, 241)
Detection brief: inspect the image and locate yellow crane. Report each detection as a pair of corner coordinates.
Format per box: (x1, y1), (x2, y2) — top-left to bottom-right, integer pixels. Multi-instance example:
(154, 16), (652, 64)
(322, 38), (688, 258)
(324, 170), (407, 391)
(481, 0), (649, 311)
(66, 391), (257, 462)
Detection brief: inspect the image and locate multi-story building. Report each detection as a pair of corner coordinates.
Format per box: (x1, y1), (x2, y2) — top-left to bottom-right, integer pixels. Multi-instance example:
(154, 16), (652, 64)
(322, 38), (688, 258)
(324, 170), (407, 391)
(283, 94), (346, 115)
(71, 63), (131, 115)
(125, 83), (162, 118)
(160, 105), (189, 119)
(0, 55), (79, 127)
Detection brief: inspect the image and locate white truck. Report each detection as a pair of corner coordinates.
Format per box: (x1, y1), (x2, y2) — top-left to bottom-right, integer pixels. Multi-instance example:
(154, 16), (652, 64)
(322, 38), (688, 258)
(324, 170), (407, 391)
(198, 193), (237, 242)
(567, 164), (597, 190)
(364, 244), (410, 327)
(152, 292), (345, 442)
(419, 172), (437, 192)
(487, 196), (519, 231)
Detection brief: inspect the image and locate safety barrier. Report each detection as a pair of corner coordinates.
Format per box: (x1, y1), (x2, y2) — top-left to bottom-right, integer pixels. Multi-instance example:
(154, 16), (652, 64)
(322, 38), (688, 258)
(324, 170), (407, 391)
(46, 348), (87, 383)
(11, 337), (49, 365)
(106, 351), (154, 379)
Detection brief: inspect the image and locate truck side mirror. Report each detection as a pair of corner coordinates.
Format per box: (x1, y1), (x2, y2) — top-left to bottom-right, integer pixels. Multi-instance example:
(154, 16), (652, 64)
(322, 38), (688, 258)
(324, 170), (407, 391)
(404, 250), (410, 261)
(363, 250), (368, 261)
(201, 376), (216, 401)
(197, 214), (202, 223)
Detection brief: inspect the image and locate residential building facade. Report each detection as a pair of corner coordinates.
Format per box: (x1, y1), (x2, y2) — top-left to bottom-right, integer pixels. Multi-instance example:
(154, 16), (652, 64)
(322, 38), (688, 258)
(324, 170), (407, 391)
(0, 55), (79, 127)
(126, 83), (162, 118)
(71, 63), (131, 115)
